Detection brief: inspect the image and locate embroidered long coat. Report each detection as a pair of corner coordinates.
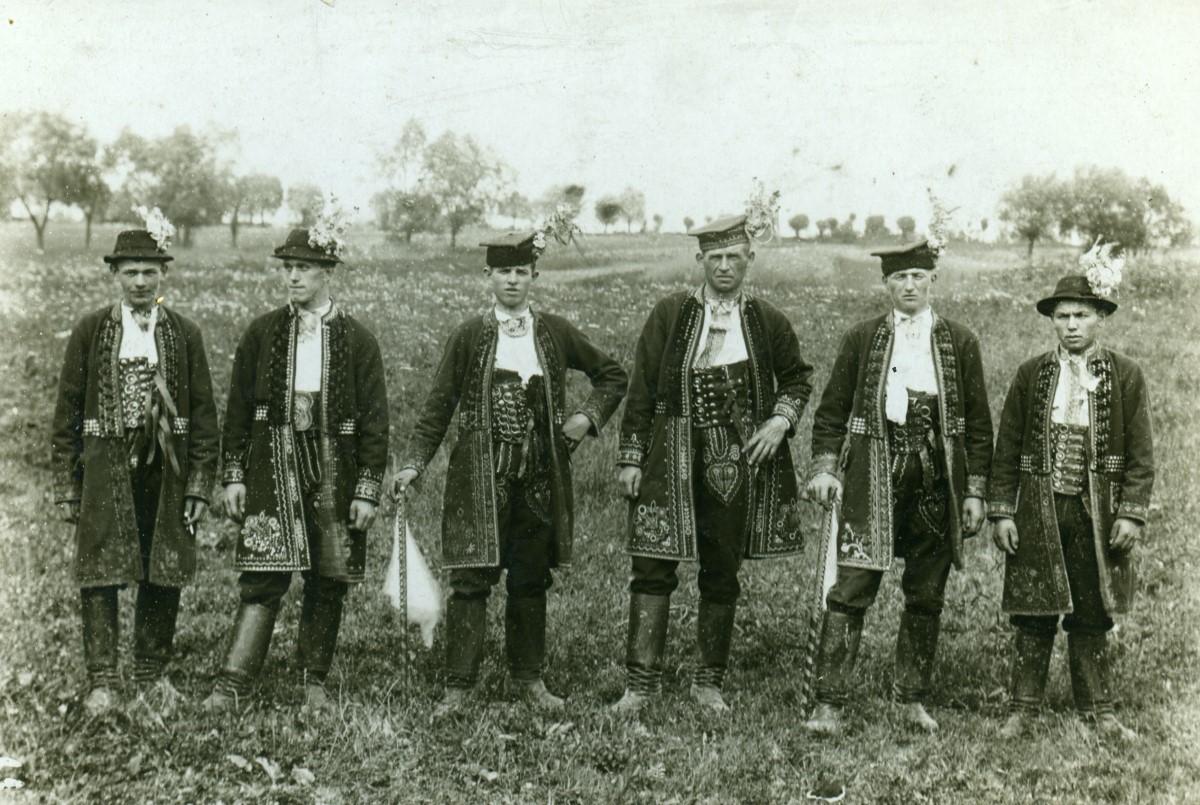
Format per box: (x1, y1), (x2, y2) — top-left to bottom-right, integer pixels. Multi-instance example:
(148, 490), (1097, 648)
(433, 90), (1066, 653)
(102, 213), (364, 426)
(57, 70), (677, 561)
(400, 311), (627, 570)
(51, 304), (219, 588)
(810, 312), (993, 572)
(617, 289), (814, 562)
(221, 304), (389, 582)
(988, 348), (1154, 615)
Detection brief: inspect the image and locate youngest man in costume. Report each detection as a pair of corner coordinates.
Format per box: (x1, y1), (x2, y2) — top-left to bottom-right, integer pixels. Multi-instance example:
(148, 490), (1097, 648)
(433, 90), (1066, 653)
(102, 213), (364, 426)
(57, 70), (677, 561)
(52, 211), (219, 715)
(804, 238), (993, 734)
(395, 229), (627, 714)
(990, 260), (1153, 741)
(204, 225), (389, 712)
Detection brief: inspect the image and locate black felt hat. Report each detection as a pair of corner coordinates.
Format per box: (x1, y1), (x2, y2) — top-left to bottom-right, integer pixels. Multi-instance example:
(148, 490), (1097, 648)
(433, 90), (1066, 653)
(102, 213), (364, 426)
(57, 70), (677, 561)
(481, 231), (543, 268)
(1036, 274), (1118, 316)
(271, 228), (342, 265)
(103, 230), (173, 264)
(870, 239), (937, 275)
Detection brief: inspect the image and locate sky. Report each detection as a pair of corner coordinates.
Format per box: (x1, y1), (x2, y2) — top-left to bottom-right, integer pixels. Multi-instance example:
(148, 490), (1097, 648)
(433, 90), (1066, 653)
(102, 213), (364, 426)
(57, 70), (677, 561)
(3, 0), (1199, 235)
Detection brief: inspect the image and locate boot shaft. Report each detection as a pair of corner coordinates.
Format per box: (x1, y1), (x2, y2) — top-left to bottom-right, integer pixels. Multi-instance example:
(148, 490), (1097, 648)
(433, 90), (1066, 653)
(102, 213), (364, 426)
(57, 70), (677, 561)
(505, 596), (548, 682)
(297, 591), (345, 686)
(133, 582), (182, 683)
(214, 602), (279, 697)
(813, 609), (864, 706)
(1009, 628), (1055, 713)
(894, 610), (941, 703)
(445, 597), (488, 689)
(80, 587), (120, 689)
(624, 593), (671, 695)
(1068, 631), (1114, 715)
(694, 601), (736, 691)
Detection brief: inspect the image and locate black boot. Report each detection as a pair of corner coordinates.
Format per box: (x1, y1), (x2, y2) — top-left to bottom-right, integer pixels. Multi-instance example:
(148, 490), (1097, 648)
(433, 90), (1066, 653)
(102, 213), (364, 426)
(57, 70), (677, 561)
(691, 600), (736, 713)
(297, 585), (345, 711)
(894, 610), (941, 732)
(203, 602), (278, 712)
(1069, 631), (1137, 740)
(1000, 627), (1055, 737)
(612, 593), (670, 715)
(80, 587), (121, 715)
(506, 596), (564, 710)
(437, 597), (487, 716)
(803, 609), (863, 734)
(133, 582), (182, 684)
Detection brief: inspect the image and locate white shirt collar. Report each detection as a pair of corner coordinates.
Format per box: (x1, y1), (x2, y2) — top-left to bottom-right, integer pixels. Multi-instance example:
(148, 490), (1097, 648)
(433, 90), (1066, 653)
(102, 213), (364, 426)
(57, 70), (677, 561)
(893, 306), (933, 326)
(494, 304), (531, 322)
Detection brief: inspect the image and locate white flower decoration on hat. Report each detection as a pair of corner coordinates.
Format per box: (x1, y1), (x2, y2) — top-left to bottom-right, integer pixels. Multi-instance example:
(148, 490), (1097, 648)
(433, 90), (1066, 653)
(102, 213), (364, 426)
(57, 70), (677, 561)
(925, 190), (953, 256)
(1079, 236), (1124, 299)
(534, 202), (581, 253)
(308, 194), (351, 259)
(744, 179), (781, 244)
(131, 205), (176, 251)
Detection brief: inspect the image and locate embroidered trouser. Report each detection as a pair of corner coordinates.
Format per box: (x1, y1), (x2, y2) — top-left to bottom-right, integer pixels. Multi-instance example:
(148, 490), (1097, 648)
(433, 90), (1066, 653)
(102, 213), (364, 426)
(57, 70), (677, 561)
(629, 425), (750, 606)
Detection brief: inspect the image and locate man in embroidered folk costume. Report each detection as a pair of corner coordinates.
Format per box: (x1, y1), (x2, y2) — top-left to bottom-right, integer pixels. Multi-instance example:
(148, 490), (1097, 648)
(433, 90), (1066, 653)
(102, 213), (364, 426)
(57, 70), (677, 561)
(394, 227), (627, 714)
(803, 238), (993, 734)
(51, 210), (219, 716)
(614, 212), (814, 715)
(204, 224), (389, 713)
(990, 255), (1153, 742)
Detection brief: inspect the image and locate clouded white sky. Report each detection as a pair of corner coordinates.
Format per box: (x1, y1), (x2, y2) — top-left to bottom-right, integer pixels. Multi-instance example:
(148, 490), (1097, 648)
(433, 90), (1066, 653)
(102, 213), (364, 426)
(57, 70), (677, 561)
(4, 0), (1198, 234)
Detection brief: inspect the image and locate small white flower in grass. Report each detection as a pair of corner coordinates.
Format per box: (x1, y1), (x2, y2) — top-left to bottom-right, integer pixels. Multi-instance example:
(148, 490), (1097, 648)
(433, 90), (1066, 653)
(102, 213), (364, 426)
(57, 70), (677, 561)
(0, 758), (21, 771)
(644, 762), (666, 780)
(1079, 235), (1125, 299)
(226, 754), (252, 772)
(0, 778), (23, 790)
(291, 767), (316, 787)
(131, 205), (176, 251)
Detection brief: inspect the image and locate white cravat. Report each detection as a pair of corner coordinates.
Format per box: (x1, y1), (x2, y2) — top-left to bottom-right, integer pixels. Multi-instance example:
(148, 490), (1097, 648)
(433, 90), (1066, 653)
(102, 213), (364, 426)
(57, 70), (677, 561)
(119, 303), (159, 365)
(294, 299), (332, 393)
(494, 305), (542, 385)
(1052, 346), (1097, 426)
(886, 307), (938, 424)
(693, 291), (749, 369)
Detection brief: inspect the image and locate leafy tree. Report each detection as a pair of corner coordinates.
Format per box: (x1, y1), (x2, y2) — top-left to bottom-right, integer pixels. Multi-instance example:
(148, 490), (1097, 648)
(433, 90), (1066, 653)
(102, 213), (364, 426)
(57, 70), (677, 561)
(539, 184), (586, 216)
(863, 215), (889, 240)
(999, 174), (1062, 259)
(0, 111), (100, 250)
(1056, 166), (1191, 254)
(422, 131), (506, 248)
(498, 191), (532, 227)
(379, 118), (427, 192)
(287, 183), (325, 227)
(835, 213), (858, 243)
(896, 215), (916, 240)
(109, 126), (232, 246)
(652, 213), (663, 233)
(227, 173), (283, 244)
(815, 218), (835, 239)
(594, 197), (623, 232)
(617, 187), (645, 233)
(788, 213), (809, 239)
(76, 167), (112, 249)
(683, 216), (695, 232)
(374, 189), (440, 243)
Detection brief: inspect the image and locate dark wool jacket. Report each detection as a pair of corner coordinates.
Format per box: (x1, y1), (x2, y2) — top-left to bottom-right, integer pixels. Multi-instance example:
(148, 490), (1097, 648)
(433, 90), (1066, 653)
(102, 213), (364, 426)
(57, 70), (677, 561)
(400, 309), (627, 570)
(51, 304), (219, 588)
(810, 311), (993, 572)
(988, 347), (1154, 615)
(221, 303), (389, 582)
(617, 288), (814, 562)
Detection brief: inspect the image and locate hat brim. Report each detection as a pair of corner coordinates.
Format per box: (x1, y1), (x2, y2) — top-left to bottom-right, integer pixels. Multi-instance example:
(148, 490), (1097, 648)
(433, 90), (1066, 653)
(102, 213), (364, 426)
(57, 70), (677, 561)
(271, 248), (341, 265)
(1036, 294), (1117, 317)
(104, 253), (173, 264)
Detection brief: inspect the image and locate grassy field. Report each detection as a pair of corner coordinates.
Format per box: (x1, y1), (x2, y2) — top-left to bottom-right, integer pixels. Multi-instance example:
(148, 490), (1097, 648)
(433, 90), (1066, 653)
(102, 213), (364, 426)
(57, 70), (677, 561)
(0, 221), (1197, 804)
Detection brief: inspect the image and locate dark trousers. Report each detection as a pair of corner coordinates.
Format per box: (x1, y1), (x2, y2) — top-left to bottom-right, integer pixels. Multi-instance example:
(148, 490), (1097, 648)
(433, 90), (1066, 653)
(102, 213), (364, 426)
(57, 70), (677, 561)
(826, 451), (953, 616)
(1011, 494), (1113, 636)
(630, 427), (749, 606)
(450, 472), (555, 601)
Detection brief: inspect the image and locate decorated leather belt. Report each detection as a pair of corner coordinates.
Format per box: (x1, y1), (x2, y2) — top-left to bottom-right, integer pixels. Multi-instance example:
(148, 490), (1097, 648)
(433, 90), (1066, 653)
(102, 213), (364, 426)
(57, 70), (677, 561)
(293, 391), (321, 432)
(690, 361), (753, 438)
(1050, 422), (1088, 495)
(888, 391), (941, 454)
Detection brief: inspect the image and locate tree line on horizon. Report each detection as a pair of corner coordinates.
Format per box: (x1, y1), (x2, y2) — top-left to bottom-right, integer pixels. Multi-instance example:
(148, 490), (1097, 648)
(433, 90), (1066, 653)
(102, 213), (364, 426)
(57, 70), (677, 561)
(0, 111), (1191, 258)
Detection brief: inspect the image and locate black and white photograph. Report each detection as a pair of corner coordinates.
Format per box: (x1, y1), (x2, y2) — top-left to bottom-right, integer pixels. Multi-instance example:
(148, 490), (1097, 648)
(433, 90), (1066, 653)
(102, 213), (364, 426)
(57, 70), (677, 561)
(0, 1), (1196, 801)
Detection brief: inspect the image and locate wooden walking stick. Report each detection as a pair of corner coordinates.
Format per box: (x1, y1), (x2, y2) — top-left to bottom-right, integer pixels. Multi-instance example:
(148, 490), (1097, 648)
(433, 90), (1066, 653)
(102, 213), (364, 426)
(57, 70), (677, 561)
(799, 502), (840, 710)
(393, 494), (410, 692)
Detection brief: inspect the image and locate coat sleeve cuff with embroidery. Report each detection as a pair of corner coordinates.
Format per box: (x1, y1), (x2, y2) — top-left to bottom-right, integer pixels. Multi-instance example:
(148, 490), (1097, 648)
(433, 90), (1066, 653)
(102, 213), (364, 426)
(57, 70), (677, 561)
(965, 474), (988, 499)
(184, 465), (215, 503)
(1117, 501), (1150, 525)
(353, 469), (384, 504)
(221, 450), (246, 485)
(810, 452), (841, 481)
(617, 432), (649, 467)
(988, 500), (1016, 518)
(771, 396), (805, 436)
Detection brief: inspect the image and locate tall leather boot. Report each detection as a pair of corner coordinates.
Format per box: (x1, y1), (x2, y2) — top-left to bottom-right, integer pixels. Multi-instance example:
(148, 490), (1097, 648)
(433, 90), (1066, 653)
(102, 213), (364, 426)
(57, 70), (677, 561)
(296, 587), (344, 712)
(999, 627), (1055, 738)
(436, 596), (487, 716)
(202, 602), (278, 713)
(132, 582), (182, 684)
(611, 593), (670, 715)
(802, 609), (863, 735)
(894, 610), (941, 732)
(691, 600), (736, 713)
(1068, 631), (1137, 741)
(80, 587), (121, 716)
(506, 596), (564, 711)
